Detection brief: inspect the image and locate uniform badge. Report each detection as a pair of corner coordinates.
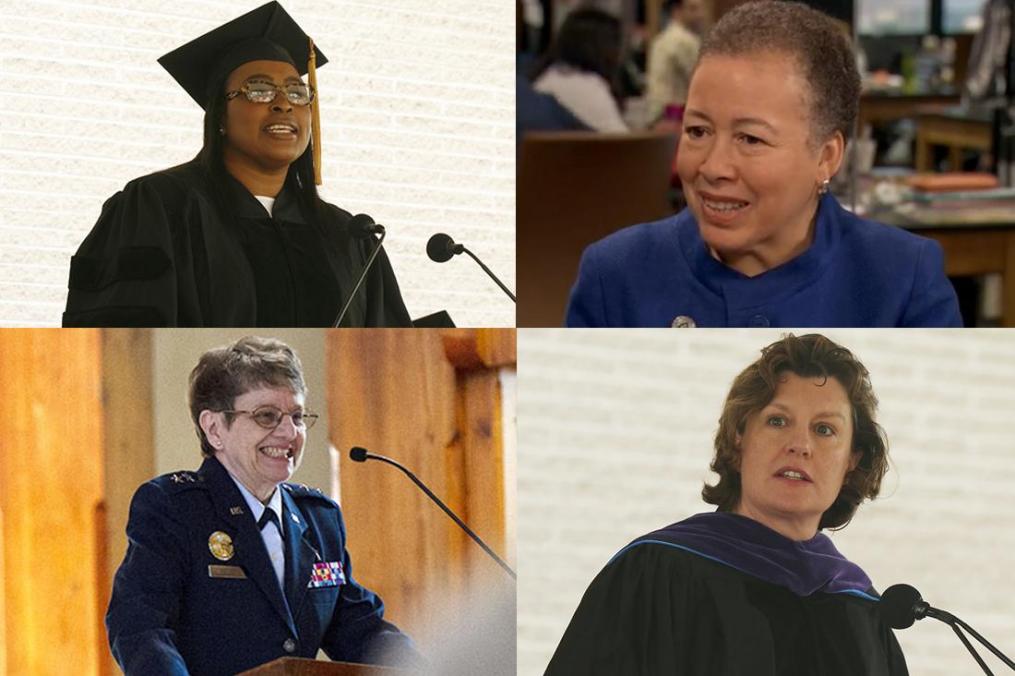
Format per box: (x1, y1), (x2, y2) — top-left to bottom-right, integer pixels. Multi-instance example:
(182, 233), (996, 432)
(308, 561), (345, 588)
(208, 531), (234, 561)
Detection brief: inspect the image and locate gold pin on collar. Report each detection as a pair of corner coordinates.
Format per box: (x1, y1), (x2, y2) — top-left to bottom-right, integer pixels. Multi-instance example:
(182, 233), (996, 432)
(208, 531), (234, 561)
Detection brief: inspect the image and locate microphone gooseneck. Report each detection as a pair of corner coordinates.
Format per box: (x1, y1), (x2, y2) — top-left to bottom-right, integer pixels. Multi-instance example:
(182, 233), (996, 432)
(334, 214), (386, 328)
(348, 446), (516, 580)
(425, 233), (516, 303)
(879, 583), (1014, 674)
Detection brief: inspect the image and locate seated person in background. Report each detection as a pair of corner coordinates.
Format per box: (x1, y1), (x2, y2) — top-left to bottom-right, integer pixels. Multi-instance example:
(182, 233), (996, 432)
(517, 0), (588, 142)
(530, 8), (628, 132)
(517, 77), (590, 143)
(566, 1), (961, 328)
(645, 0), (706, 124)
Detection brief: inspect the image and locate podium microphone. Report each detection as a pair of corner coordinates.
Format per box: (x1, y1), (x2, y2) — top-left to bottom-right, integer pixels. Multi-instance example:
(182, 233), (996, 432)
(426, 233), (516, 303)
(349, 446), (516, 580)
(879, 583), (1014, 673)
(334, 214), (386, 327)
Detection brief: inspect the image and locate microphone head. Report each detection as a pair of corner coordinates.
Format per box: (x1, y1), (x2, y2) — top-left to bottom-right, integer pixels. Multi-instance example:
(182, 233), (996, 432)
(349, 214), (380, 239)
(879, 584), (924, 629)
(349, 446), (369, 462)
(427, 233), (457, 263)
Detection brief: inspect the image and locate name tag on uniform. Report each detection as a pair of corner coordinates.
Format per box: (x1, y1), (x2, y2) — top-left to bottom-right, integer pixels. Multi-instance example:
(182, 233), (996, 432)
(308, 561), (345, 588)
(208, 564), (247, 579)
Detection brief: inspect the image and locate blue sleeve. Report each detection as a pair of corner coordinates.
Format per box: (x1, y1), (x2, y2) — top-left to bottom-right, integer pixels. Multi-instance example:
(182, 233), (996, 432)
(106, 482), (190, 676)
(566, 244), (609, 327)
(320, 510), (425, 668)
(900, 239), (963, 327)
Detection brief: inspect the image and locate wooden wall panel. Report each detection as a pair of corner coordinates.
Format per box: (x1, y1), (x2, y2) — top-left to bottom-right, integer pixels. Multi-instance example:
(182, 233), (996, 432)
(100, 329), (155, 676)
(328, 329), (461, 633)
(0, 329), (105, 676)
(327, 329), (515, 651)
(460, 370), (507, 575)
(1, 504), (6, 675)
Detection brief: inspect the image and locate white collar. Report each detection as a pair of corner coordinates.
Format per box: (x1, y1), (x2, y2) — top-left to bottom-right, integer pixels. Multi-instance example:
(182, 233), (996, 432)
(228, 472), (284, 534)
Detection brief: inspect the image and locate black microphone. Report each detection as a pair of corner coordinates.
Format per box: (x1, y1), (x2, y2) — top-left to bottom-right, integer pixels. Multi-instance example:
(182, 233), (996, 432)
(349, 446), (516, 580)
(879, 583), (1014, 674)
(333, 214), (386, 328)
(349, 213), (386, 238)
(426, 233), (463, 262)
(426, 233), (516, 303)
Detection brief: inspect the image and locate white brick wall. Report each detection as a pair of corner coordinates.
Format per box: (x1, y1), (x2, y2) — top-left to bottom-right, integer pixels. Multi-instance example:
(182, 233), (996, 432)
(518, 329), (1015, 676)
(0, 0), (514, 327)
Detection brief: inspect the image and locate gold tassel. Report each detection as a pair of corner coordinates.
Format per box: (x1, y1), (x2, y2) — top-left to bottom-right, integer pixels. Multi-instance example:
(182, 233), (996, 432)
(308, 37), (322, 185)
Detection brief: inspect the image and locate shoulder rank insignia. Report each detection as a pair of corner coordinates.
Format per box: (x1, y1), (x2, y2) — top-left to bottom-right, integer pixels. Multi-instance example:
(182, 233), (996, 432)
(208, 531), (234, 561)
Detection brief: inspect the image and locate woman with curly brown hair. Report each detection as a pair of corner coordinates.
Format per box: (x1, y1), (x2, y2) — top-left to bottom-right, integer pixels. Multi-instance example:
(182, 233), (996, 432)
(546, 333), (908, 675)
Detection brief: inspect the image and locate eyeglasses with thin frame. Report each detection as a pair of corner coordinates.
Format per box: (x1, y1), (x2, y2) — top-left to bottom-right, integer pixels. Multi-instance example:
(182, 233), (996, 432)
(225, 78), (315, 107)
(222, 405), (319, 430)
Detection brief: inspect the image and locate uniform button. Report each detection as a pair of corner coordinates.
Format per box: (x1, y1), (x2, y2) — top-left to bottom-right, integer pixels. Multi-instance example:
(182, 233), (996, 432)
(748, 314), (770, 327)
(283, 638), (296, 653)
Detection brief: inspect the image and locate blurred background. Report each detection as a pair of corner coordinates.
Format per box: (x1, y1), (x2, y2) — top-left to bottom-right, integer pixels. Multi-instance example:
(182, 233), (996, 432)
(517, 329), (1015, 675)
(517, 0), (1015, 327)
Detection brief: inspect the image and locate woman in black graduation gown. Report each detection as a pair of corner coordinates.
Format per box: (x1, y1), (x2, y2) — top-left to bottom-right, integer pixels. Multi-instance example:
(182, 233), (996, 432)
(63, 2), (410, 327)
(546, 334), (909, 675)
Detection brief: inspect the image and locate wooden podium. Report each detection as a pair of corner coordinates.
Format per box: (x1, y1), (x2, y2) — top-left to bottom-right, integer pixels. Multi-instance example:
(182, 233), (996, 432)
(238, 657), (416, 675)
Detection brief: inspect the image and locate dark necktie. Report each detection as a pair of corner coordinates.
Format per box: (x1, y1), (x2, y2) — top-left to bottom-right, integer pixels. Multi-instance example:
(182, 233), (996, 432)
(258, 507), (296, 613)
(257, 506), (282, 534)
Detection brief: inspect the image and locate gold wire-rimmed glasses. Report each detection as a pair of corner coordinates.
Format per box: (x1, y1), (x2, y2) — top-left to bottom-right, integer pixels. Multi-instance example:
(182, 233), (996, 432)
(222, 405), (319, 430)
(225, 78), (315, 106)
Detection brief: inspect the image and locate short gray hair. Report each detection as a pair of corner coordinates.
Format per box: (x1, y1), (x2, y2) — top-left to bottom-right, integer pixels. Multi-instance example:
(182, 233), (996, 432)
(189, 336), (306, 457)
(697, 1), (860, 144)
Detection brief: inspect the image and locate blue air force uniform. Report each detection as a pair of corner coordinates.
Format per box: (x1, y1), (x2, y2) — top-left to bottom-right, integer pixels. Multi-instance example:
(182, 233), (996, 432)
(565, 193), (963, 328)
(106, 455), (421, 675)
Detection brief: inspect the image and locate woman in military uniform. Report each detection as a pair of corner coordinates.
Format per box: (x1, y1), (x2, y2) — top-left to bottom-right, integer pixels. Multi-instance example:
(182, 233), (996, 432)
(106, 336), (422, 675)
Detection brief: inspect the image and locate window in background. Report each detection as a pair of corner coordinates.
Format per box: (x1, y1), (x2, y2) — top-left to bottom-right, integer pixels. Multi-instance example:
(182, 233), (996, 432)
(943, 0), (986, 33)
(859, 0), (931, 34)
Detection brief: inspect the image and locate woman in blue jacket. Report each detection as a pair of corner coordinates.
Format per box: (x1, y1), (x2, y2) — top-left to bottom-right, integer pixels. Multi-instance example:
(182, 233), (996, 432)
(566, 1), (961, 328)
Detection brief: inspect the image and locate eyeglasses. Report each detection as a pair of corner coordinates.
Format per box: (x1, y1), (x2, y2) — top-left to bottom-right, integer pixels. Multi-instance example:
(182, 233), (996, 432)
(222, 405), (319, 430)
(225, 79), (315, 107)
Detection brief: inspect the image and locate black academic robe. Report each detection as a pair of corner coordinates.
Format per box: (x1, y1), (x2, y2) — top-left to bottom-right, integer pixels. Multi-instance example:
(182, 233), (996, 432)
(63, 159), (411, 327)
(545, 544), (909, 676)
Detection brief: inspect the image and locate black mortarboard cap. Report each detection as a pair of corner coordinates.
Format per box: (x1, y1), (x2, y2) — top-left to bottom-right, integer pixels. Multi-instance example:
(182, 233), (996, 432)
(158, 1), (328, 110)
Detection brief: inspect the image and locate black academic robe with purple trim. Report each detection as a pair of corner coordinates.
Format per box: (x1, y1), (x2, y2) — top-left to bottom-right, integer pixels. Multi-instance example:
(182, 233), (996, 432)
(545, 514), (909, 676)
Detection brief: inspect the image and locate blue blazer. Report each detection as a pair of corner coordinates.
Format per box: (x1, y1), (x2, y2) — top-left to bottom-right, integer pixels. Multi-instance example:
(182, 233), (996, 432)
(106, 456), (421, 676)
(565, 194), (962, 327)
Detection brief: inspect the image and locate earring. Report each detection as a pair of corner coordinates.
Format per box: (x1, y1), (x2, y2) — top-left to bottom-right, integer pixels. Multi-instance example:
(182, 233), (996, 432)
(818, 179), (830, 196)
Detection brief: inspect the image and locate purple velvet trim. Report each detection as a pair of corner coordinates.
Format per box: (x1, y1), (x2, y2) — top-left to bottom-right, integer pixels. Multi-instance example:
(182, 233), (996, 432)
(628, 512), (873, 597)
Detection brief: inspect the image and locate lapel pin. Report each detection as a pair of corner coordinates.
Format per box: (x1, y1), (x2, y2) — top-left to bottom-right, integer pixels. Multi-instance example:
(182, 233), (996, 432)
(208, 531), (234, 561)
